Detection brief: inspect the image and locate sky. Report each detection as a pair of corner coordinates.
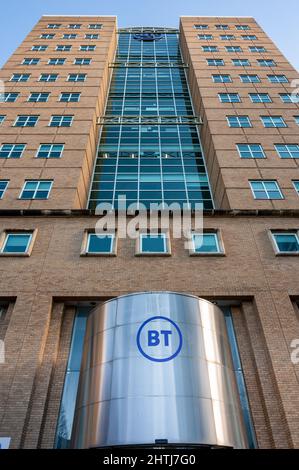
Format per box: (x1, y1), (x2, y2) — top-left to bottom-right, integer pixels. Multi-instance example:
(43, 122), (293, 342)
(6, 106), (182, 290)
(0, 0), (298, 70)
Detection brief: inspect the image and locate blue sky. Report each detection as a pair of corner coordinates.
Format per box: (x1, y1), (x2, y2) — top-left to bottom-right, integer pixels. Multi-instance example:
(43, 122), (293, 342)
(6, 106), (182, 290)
(0, 0), (298, 70)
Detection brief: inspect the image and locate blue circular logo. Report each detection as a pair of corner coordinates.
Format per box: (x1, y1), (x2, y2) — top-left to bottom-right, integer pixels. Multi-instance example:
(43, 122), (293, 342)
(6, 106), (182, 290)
(136, 316), (183, 362)
(133, 33), (163, 42)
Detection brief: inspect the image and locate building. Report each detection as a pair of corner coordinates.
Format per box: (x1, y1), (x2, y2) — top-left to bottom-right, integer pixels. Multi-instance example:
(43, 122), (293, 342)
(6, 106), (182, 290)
(0, 15), (299, 449)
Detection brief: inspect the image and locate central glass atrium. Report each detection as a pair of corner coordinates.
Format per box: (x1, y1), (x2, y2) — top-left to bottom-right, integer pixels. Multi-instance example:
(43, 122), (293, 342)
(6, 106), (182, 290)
(88, 28), (213, 210)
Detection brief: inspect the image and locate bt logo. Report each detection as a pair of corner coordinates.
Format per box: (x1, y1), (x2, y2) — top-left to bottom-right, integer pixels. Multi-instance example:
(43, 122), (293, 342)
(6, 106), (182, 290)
(137, 316), (183, 362)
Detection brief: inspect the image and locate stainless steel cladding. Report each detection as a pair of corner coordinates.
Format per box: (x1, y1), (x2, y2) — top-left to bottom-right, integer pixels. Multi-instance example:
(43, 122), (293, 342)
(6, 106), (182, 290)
(71, 292), (248, 448)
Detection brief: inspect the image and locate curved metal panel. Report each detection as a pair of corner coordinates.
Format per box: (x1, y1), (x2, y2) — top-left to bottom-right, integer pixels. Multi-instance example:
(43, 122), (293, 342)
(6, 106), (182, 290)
(71, 292), (248, 448)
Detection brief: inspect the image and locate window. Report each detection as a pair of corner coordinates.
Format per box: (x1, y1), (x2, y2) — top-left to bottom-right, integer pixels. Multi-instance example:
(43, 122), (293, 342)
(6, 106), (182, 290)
(84, 232), (116, 255)
(1, 233), (33, 254)
(22, 58), (40, 65)
(227, 116), (252, 128)
(80, 45), (96, 51)
(198, 34), (213, 40)
(20, 180), (53, 199)
(258, 59), (276, 67)
(59, 92), (81, 103)
(216, 24), (229, 30)
(237, 144), (266, 159)
(220, 34), (235, 40)
(242, 35), (257, 40)
(232, 59), (251, 66)
(68, 24), (81, 29)
(47, 23), (61, 29)
(40, 33), (55, 39)
(268, 74), (288, 83)
(14, 115), (39, 127)
(85, 34), (99, 40)
(275, 144), (299, 159)
(39, 73), (58, 82)
(249, 93), (272, 103)
(0, 144), (25, 159)
(0, 92), (19, 102)
(279, 93), (298, 103)
(190, 232), (223, 255)
(207, 58), (224, 66)
(67, 73), (86, 82)
(250, 180), (283, 199)
(249, 46), (266, 53)
(88, 24), (102, 30)
(0, 181), (9, 198)
(74, 58), (91, 65)
(49, 115), (73, 127)
(226, 46), (242, 52)
(32, 45), (48, 51)
(272, 232), (299, 254)
(295, 116), (299, 125)
(261, 116), (287, 128)
(63, 33), (77, 40)
(194, 24), (208, 30)
(240, 74), (260, 83)
(236, 25), (250, 30)
(56, 45), (72, 52)
(10, 73), (30, 82)
(202, 46), (218, 52)
(138, 232), (170, 255)
(0, 116), (6, 125)
(28, 92), (50, 103)
(212, 74), (232, 83)
(293, 181), (299, 195)
(48, 58), (66, 65)
(36, 144), (64, 159)
(219, 93), (241, 103)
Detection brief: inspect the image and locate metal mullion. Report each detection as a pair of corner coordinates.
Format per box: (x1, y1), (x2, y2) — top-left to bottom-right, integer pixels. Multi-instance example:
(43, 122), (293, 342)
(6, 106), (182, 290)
(137, 37), (144, 207)
(154, 37), (164, 207)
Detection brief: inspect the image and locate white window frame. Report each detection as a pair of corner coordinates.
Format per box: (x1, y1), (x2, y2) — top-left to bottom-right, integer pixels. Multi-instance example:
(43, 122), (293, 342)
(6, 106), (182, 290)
(136, 231), (171, 256)
(237, 144), (266, 159)
(10, 74), (30, 82)
(239, 74), (260, 83)
(0, 180), (9, 199)
(267, 75), (288, 83)
(292, 181), (299, 196)
(36, 144), (64, 159)
(56, 45), (72, 51)
(218, 93), (241, 103)
(59, 92), (81, 103)
(270, 231), (299, 255)
(212, 74), (232, 83)
(0, 232), (34, 256)
(22, 58), (39, 65)
(232, 59), (251, 66)
(85, 34), (99, 39)
(189, 231), (224, 256)
(13, 115), (39, 127)
(73, 58), (92, 65)
(0, 116), (6, 125)
(249, 93), (272, 103)
(67, 74), (87, 82)
(48, 58), (66, 66)
(19, 180), (53, 200)
(197, 34), (213, 40)
(261, 116), (287, 128)
(39, 74), (59, 82)
(49, 115), (74, 127)
(274, 144), (299, 159)
(63, 33), (77, 40)
(81, 231), (117, 256)
(68, 24), (81, 29)
(227, 116), (252, 128)
(28, 92), (50, 103)
(88, 24), (102, 30)
(0, 143), (26, 158)
(32, 45), (48, 51)
(249, 180), (283, 200)
(40, 34), (55, 39)
(79, 45), (96, 51)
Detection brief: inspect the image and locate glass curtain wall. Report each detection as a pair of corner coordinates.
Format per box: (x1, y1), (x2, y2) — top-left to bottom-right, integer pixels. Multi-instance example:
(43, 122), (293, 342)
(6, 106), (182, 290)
(88, 28), (214, 210)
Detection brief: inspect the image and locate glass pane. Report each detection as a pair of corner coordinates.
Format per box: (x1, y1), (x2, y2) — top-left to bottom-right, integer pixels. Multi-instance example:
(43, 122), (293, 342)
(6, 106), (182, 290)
(275, 234), (299, 252)
(193, 234), (219, 253)
(141, 234), (166, 253)
(3, 234), (30, 253)
(88, 234), (113, 253)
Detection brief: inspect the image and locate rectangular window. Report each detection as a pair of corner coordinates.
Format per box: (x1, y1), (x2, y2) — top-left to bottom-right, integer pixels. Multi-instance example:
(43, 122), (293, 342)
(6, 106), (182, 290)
(67, 73), (86, 82)
(258, 59), (276, 67)
(250, 180), (283, 199)
(47, 24), (61, 29)
(28, 92), (50, 103)
(207, 59), (224, 66)
(198, 34), (213, 40)
(226, 46), (242, 52)
(20, 180), (53, 199)
(249, 46), (266, 53)
(202, 46), (218, 52)
(10, 74), (30, 82)
(293, 181), (299, 195)
(79, 45), (96, 51)
(219, 93), (241, 103)
(138, 232), (170, 255)
(236, 25), (250, 30)
(242, 35), (257, 40)
(220, 34), (235, 40)
(85, 34), (99, 39)
(39, 73), (58, 82)
(36, 144), (64, 159)
(74, 58), (91, 65)
(272, 232), (299, 254)
(0, 144), (25, 158)
(32, 45), (48, 51)
(216, 25), (229, 30)
(0, 116), (6, 125)
(275, 144), (299, 159)
(48, 58), (66, 65)
(279, 93), (298, 103)
(1, 232), (33, 254)
(0, 180), (9, 198)
(212, 74), (232, 83)
(22, 58), (40, 65)
(63, 34), (77, 39)
(88, 24), (102, 29)
(194, 25), (208, 30)
(232, 59), (251, 66)
(227, 116), (252, 128)
(14, 115), (39, 127)
(237, 144), (266, 159)
(268, 74), (288, 83)
(249, 93), (272, 103)
(59, 92), (81, 102)
(85, 233), (116, 255)
(295, 116), (299, 125)
(49, 115), (73, 127)
(56, 45), (72, 51)
(190, 232), (223, 255)
(240, 74), (260, 83)
(68, 24), (81, 29)
(0, 92), (19, 102)
(40, 34), (55, 39)
(261, 116), (287, 128)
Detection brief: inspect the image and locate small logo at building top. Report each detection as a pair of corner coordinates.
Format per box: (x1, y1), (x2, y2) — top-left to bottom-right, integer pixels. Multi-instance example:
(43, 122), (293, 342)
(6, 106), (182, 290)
(137, 316), (183, 362)
(133, 33), (163, 42)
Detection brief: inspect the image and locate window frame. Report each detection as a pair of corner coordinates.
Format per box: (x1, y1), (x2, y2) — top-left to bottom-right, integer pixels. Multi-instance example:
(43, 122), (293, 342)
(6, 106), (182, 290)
(36, 144), (64, 159)
(0, 143), (26, 159)
(219, 93), (241, 103)
(13, 115), (39, 127)
(0, 230), (37, 257)
(0, 180), (9, 199)
(270, 230), (299, 256)
(81, 230), (117, 256)
(237, 144), (266, 159)
(292, 181), (299, 196)
(249, 93), (272, 103)
(274, 144), (299, 159)
(189, 230), (225, 256)
(19, 180), (53, 200)
(59, 92), (81, 103)
(249, 180), (284, 200)
(49, 115), (74, 127)
(227, 115), (252, 128)
(261, 116), (287, 128)
(136, 231), (171, 256)
(28, 92), (50, 103)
